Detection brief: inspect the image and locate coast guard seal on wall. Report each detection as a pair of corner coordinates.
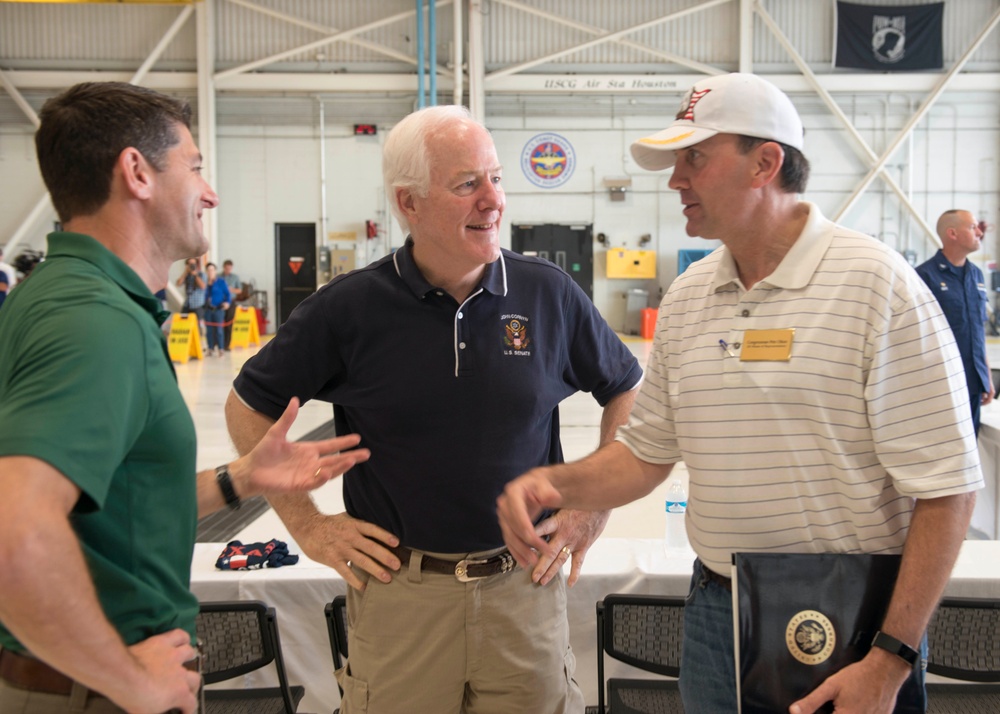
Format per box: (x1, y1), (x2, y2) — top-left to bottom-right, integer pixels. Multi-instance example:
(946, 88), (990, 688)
(521, 132), (575, 189)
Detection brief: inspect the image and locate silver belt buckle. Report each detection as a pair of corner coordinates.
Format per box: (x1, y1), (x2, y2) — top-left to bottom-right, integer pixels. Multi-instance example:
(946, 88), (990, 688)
(455, 557), (489, 582)
(454, 553), (515, 582)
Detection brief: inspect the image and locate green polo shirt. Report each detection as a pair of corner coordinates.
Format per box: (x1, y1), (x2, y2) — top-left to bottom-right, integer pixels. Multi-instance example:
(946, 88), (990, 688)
(0, 232), (199, 650)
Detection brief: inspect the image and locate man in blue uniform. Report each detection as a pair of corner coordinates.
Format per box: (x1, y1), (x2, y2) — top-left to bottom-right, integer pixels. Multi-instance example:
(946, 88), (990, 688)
(916, 209), (993, 434)
(226, 104), (641, 713)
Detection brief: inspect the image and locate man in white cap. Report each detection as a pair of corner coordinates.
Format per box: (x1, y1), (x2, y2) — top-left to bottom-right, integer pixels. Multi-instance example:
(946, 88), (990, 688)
(497, 73), (981, 713)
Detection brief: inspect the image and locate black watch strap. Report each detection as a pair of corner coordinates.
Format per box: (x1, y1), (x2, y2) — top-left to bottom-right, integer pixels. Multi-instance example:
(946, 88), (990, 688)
(215, 465), (241, 511)
(871, 630), (919, 667)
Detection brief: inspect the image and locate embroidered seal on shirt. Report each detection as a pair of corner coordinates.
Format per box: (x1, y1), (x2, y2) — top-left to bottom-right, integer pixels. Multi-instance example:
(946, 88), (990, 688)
(785, 610), (836, 665)
(502, 315), (531, 356)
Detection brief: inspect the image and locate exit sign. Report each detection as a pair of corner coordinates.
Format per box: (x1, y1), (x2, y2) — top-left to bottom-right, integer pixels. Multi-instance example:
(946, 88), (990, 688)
(354, 124), (377, 135)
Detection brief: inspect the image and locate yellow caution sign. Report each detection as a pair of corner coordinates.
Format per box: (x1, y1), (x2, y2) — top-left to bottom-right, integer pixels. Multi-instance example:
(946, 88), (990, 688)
(168, 313), (203, 363)
(230, 306), (261, 349)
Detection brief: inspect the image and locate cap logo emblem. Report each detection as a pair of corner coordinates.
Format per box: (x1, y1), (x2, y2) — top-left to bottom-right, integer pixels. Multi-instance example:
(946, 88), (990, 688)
(678, 88), (712, 121)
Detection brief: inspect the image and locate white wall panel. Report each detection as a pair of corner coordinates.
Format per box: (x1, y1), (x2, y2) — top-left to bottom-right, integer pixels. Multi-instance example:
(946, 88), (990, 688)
(0, 131), (49, 245)
(214, 124), (385, 321)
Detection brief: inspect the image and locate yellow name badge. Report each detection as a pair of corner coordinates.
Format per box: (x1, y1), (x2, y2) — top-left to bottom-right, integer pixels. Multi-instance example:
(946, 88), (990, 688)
(740, 329), (795, 361)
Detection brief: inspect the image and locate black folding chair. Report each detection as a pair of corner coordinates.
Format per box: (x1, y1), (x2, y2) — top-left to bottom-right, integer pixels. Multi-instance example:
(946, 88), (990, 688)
(925, 597), (1000, 713)
(324, 595), (349, 714)
(196, 600), (305, 714)
(596, 594), (686, 713)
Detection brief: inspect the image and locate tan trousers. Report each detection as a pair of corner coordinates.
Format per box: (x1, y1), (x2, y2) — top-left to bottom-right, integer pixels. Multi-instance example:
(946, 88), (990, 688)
(0, 654), (202, 713)
(338, 548), (585, 714)
(0, 679), (127, 713)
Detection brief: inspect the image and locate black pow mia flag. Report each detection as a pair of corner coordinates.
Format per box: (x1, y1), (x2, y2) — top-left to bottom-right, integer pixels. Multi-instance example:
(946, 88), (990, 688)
(834, 1), (944, 71)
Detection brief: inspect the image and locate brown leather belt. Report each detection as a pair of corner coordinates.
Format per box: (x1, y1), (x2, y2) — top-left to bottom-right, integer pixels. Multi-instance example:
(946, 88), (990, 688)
(390, 545), (517, 582)
(0, 647), (97, 697)
(0, 647), (198, 698)
(703, 565), (733, 592)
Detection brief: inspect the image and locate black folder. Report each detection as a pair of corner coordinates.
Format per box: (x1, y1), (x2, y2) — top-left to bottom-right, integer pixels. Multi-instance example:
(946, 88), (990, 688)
(733, 552), (925, 714)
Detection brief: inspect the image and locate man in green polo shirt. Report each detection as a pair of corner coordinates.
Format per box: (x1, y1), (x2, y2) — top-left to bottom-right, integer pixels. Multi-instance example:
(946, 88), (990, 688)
(0, 82), (370, 713)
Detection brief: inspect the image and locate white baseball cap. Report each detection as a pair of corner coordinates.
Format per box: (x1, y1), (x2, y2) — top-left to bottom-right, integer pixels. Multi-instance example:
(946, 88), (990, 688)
(630, 73), (804, 171)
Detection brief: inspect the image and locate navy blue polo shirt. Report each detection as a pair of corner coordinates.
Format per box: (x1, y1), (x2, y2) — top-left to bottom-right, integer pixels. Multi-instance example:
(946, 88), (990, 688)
(915, 249), (990, 393)
(234, 241), (641, 552)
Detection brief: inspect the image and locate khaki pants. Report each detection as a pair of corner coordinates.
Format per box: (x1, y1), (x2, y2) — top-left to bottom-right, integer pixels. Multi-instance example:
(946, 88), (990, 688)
(338, 547), (584, 714)
(0, 652), (202, 714)
(0, 678), (127, 713)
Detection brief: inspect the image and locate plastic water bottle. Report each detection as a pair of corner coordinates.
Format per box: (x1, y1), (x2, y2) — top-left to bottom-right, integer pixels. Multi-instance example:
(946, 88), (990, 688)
(664, 479), (689, 556)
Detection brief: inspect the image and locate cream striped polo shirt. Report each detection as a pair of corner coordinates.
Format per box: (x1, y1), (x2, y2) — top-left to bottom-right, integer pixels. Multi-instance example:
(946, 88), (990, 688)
(619, 203), (984, 575)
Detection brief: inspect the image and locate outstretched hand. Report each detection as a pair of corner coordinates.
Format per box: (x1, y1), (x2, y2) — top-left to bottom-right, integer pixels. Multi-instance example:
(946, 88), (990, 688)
(528, 509), (610, 586)
(239, 397), (370, 498)
(496, 468), (564, 571)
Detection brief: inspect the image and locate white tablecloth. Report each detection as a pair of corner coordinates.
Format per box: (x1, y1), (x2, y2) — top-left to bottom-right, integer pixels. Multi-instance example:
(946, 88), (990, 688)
(190, 538), (1000, 714)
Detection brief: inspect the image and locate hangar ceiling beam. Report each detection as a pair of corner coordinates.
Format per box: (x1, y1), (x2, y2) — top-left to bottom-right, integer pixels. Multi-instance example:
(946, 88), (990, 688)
(196, 0), (218, 266)
(755, 1), (938, 247)
(223, 0), (446, 77)
(487, 0), (728, 79)
(0, 68), (39, 127)
(834, 3), (1000, 223)
(134, 3), (194, 86)
(468, 0), (486, 121)
(214, 0), (454, 84)
(2, 1), (195, 265)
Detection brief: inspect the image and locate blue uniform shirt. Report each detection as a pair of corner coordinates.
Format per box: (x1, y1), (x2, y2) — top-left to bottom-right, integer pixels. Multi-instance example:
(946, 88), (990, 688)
(206, 278), (232, 309)
(915, 249), (990, 394)
(234, 240), (642, 552)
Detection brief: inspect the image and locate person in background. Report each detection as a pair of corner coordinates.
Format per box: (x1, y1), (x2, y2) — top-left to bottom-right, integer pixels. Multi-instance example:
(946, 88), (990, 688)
(915, 210), (994, 435)
(12, 249), (43, 284)
(176, 257), (206, 326)
(497, 72), (981, 714)
(0, 256), (10, 309)
(221, 259), (241, 350)
(154, 287), (168, 311)
(0, 247), (16, 306)
(204, 261), (232, 357)
(0, 81), (370, 714)
(226, 104), (641, 714)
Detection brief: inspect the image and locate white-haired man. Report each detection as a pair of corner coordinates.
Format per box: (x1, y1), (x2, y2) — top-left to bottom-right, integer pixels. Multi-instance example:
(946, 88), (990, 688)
(498, 73), (982, 714)
(225, 105), (641, 713)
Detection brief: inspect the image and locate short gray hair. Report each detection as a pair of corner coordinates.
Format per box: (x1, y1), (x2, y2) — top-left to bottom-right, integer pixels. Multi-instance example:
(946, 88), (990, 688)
(383, 104), (477, 233)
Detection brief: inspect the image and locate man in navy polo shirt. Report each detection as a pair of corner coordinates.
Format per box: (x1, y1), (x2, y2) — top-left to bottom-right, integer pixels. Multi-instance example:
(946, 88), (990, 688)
(916, 209), (993, 435)
(226, 105), (641, 713)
